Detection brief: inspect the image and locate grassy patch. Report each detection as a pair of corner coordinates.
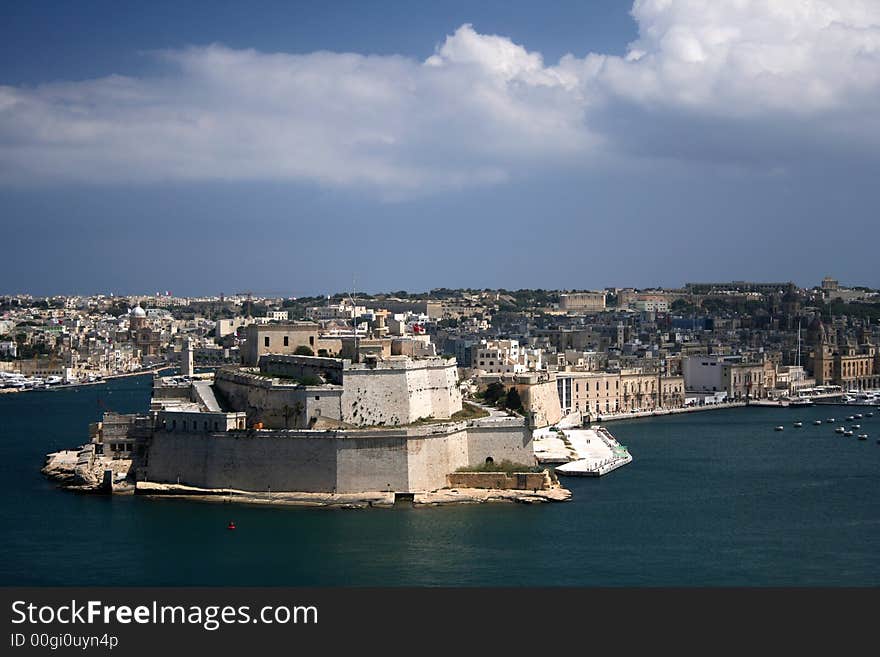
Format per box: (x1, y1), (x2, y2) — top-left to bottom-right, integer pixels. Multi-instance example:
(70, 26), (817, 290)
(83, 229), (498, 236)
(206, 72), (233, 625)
(456, 460), (544, 474)
(450, 402), (490, 421)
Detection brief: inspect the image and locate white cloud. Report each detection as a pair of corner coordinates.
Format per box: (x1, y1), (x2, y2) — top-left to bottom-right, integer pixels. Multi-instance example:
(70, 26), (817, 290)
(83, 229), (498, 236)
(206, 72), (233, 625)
(1, 2), (879, 191)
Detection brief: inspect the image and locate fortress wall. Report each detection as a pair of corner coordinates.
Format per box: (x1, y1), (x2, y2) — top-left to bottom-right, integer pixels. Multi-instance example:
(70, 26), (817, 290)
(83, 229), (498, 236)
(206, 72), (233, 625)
(404, 367), (435, 423)
(214, 374), (343, 428)
(334, 434), (410, 493)
(517, 380), (563, 428)
(341, 369), (412, 426)
(144, 418), (534, 494)
(466, 421), (535, 467)
(341, 358), (461, 426)
(406, 429), (469, 492)
(259, 355), (345, 385)
(146, 431), (338, 492)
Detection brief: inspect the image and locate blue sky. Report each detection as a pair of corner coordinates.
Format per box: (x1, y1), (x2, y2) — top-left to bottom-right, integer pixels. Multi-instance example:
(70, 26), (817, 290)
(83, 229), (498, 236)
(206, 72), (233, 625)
(2, 1), (879, 297)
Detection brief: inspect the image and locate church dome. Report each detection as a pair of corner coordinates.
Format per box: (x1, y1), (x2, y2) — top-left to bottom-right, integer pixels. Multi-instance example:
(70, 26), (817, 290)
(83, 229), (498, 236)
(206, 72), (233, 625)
(130, 304), (147, 318)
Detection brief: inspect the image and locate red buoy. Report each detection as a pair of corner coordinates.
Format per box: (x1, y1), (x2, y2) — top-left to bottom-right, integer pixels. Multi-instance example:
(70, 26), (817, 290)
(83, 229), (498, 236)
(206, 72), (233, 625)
(227, 521), (236, 530)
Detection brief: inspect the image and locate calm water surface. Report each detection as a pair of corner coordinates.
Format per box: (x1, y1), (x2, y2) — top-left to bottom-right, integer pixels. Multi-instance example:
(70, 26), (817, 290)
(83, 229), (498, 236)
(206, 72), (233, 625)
(1, 375), (878, 586)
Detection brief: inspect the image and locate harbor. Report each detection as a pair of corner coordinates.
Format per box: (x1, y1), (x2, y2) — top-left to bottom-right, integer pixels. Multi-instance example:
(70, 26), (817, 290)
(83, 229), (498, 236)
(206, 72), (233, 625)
(4, 376), (879, 586)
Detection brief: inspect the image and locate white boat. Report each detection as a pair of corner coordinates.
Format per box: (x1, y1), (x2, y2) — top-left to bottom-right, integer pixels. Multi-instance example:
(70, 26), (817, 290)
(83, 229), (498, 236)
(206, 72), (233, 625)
(793, 422), (803, 428)
(845, 430), (854, 437)
(835, 427), (845, 434)
(847, 390), (880, 405)
(826, 418), (835, 423)
(813, 420), (822, 425)
(774, 426), (785, 432)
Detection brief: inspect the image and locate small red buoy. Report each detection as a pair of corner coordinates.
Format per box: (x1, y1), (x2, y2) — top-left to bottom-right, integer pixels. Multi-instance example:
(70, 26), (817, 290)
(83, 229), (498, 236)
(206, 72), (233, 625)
(227, 521), (236, 530)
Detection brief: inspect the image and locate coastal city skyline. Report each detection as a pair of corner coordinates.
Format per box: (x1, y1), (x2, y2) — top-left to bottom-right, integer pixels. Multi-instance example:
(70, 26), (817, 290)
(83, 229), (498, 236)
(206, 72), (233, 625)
(3, 1), (880, 627)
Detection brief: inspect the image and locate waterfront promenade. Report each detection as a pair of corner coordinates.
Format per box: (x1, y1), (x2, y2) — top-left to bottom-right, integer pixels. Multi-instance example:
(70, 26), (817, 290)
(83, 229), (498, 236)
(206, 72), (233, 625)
(533, 424), (632, 476)
(590, 401), (746, 423)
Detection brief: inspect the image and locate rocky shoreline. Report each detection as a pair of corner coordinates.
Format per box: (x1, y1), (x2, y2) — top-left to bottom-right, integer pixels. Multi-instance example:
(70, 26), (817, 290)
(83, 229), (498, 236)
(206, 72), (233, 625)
(41, 447), (571, 508)
(134, 481), (571, 508)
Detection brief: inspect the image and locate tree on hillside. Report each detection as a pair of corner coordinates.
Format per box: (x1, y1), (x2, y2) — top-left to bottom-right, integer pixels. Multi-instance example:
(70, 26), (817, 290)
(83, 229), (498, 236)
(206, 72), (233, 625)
(503, 388), (524, 413)
(482, 381), (505, 405)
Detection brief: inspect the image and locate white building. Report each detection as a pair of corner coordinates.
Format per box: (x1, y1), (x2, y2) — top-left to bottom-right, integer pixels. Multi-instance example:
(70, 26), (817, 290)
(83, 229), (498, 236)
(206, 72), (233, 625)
(471, 339), (542, 374)
(632, 299), (669, 313)
(682, 355), (725, 392)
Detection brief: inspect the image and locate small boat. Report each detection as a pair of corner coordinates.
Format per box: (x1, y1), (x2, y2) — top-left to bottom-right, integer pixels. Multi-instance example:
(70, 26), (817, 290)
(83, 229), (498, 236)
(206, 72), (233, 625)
(852, 424), (861, 430)
(858, 434), (868, 441)
(227, 521), (236, 530)
(793, 422), (803, 428)
(813, 420), (822, 426)
(835, 427), (845, 434)
(845, 430), (854, 437)
(855, 413), (863, 419)
(847, 416), (855, 421)
(774, 426), (785, 432)
(867, 413), (874, 418)
(826, 418), (835, 423)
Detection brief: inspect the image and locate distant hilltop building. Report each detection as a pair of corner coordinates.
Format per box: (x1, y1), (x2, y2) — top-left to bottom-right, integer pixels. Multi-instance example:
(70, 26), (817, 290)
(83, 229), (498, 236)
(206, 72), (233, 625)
(821, 276), (839, 292)
(559, 292), (606, 313)
(685, 281), (792, 295)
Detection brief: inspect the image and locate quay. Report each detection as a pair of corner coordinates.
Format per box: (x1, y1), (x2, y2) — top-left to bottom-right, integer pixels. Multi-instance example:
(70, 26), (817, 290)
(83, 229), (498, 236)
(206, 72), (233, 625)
(533, 424), (631, 477)
(590, 401), (746, 423)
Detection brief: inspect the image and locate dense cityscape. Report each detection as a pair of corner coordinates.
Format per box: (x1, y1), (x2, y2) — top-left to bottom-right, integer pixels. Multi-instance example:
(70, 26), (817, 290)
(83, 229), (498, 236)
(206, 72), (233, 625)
(4, 277), (879, 419)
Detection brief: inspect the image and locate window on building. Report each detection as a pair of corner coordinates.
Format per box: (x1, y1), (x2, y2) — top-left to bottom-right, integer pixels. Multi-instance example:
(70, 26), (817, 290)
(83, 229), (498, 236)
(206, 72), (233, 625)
(264, 336), (270, 347)
(284, 336), (289, 347)
(309, 336), (315, 346)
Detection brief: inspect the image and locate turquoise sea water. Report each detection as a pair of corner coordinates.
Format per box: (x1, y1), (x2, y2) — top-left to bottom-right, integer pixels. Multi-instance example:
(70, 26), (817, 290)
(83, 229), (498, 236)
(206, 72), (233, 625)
(1, 374), (878, 586)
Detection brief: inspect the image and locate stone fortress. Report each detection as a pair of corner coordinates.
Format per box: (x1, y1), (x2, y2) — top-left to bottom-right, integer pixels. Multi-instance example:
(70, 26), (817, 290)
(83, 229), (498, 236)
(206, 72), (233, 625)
(55, 332), (558, 503)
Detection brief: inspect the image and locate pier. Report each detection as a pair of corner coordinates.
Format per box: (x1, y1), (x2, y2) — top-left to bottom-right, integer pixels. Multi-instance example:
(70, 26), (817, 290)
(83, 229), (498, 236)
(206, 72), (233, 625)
(533, 425), (632, 477)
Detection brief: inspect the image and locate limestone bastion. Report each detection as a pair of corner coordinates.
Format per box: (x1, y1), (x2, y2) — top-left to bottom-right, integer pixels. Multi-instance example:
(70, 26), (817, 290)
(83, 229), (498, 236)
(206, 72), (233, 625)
(77, 354), (539, 496)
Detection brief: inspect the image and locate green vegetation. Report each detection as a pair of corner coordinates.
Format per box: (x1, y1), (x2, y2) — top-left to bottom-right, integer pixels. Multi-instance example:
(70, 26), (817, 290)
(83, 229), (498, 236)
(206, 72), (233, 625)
(293, 345), (315, 356)
(820, 300), (880, 323)
(449, 402), (490, 421)
(477, 382), (524, 415)
(481, 381), (506, 405)
(456, 460), (544, 474)
(504, 388), (524, 413)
